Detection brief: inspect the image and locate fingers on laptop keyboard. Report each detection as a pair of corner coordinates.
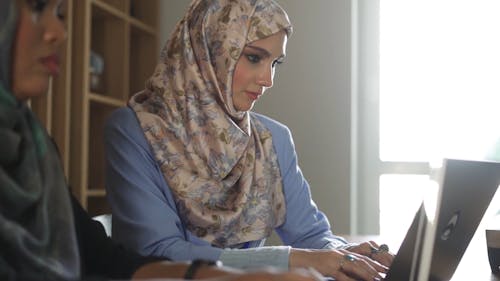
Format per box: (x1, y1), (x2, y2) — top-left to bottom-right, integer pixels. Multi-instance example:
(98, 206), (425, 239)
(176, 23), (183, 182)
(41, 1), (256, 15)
(346, 241), (394, 268)
(335, 251), (384, 281)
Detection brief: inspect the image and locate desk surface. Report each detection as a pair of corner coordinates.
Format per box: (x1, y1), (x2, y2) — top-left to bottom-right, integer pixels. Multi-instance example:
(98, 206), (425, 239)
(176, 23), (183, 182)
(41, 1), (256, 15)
(342, 229), (499, 281)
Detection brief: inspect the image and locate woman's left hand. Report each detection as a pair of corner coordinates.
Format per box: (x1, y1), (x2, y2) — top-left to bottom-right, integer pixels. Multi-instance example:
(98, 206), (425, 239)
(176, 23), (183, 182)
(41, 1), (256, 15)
(347, 241), (394, 267)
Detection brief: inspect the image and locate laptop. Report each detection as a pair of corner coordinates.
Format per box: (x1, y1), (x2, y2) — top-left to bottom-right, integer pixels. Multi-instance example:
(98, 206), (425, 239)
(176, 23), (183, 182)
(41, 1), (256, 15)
(384, 158), (500, 281)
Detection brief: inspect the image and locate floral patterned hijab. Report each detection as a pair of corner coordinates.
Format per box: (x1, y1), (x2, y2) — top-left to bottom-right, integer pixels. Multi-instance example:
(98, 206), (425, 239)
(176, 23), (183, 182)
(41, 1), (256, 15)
(130, 0), (292, 247)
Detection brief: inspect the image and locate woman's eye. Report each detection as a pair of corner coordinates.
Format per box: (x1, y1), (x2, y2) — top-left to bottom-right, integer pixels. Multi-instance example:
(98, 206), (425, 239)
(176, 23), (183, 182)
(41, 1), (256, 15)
(246, 54), (261, 64)
(27, 0), (49, 13)
(56, 4), (66, 20)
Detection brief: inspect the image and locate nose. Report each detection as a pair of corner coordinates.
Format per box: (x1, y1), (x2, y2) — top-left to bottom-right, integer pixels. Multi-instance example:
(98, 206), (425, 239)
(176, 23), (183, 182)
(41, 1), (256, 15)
(43, 16), (67, 47)
(256, 64), (274, 88)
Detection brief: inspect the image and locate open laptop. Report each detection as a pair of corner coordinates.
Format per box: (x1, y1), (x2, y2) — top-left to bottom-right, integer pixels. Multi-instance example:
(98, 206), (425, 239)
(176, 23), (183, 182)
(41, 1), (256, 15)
(384, 158), (500, 281)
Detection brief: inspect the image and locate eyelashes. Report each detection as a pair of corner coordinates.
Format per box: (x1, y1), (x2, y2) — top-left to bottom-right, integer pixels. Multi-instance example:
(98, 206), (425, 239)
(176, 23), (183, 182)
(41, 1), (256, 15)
(244, 53), (284, 67)
(246, 54), (261, 64)
(26, 0), (66, 21)
(272, 58), (284, 67)
(56, 3), (65, 20)
(27, 0), (48, 13)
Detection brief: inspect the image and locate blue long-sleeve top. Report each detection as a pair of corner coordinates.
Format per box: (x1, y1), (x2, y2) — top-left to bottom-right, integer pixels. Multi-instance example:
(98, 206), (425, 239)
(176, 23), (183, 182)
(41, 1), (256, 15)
(104, 107), (349, 269)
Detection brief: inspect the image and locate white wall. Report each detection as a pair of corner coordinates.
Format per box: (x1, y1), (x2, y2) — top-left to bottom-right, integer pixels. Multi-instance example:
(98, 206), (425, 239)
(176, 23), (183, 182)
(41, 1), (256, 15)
(159, 0), (354, 234)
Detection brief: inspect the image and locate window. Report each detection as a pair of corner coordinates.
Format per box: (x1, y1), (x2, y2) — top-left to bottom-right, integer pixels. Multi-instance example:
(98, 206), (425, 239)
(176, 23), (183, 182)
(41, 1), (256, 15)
(355, 0), (500, 237)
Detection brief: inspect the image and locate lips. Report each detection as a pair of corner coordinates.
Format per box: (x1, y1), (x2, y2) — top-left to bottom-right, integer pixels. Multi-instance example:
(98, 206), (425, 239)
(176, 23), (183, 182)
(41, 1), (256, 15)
(246, 91), (261, 101)
(40, 54), (61, 76)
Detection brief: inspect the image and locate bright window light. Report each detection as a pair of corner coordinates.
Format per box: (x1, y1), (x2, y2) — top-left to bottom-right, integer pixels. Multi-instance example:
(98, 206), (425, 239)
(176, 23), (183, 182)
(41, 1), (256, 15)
(379, 175), (429, 238)
(380, 0), (500, 162)
(378, 0), (500, 236)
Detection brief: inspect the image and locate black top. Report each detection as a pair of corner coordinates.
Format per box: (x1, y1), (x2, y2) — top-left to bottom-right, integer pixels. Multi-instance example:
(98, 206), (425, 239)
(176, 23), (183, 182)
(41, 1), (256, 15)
(71, 195), (164, 281)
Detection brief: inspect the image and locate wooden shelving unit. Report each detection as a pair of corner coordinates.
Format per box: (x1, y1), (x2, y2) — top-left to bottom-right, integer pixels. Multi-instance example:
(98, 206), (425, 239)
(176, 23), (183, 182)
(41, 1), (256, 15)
(70, 0), (159, 215)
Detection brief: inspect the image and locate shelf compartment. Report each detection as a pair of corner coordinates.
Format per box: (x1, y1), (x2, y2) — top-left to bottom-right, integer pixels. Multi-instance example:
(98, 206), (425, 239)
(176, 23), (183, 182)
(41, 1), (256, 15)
(91, 3), (128, 100)
(129, 25), (158, 96)
(87, 101), (119, 193)
(130, 0), (158, 28)
(70, 0), (158, 213)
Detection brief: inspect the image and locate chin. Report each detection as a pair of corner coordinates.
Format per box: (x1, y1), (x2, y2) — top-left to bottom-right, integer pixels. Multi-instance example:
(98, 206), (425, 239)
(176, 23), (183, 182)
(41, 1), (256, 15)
(234, 103), (254, 112)
(14, 80), (50, 100)
(15, 87), (49, 101)
(236, 107), (252, 112)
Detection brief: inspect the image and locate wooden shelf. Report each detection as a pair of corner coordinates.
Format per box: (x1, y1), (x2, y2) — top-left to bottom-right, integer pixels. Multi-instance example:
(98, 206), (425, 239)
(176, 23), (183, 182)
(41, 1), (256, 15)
(129, 18), (156, 34)
(129, 26), (157, 95)
(87, 189), (107, 197)
(92, 0), (126, 19)
(93, 0), (157, 34)
(88, 93), (125, 107)
(69, 0), (159, 216)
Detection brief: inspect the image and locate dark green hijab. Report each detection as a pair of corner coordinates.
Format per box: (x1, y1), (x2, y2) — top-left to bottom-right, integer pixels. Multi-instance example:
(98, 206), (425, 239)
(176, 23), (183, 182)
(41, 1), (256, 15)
(0, 1), (80, 280)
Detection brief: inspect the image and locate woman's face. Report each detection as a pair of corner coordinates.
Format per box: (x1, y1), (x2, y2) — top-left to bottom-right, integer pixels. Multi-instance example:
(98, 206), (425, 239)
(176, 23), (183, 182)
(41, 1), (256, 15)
(12, 0), (67, 100)
(232, 30), (287, 112)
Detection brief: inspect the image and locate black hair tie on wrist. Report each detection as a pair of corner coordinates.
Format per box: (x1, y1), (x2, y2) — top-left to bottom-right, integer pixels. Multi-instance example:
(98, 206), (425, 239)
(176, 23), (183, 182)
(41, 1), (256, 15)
(184, 259), (222, 279)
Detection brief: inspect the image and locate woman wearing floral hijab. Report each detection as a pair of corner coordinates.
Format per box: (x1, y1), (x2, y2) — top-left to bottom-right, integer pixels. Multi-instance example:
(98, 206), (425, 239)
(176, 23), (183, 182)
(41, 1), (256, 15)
(105, 0), (393, 280)
(0, 0), (322, 280)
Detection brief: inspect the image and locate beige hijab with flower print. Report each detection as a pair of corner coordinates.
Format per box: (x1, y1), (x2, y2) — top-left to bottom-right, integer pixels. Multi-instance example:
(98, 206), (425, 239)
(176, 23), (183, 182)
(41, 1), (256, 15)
(129, 0), (292, 247)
